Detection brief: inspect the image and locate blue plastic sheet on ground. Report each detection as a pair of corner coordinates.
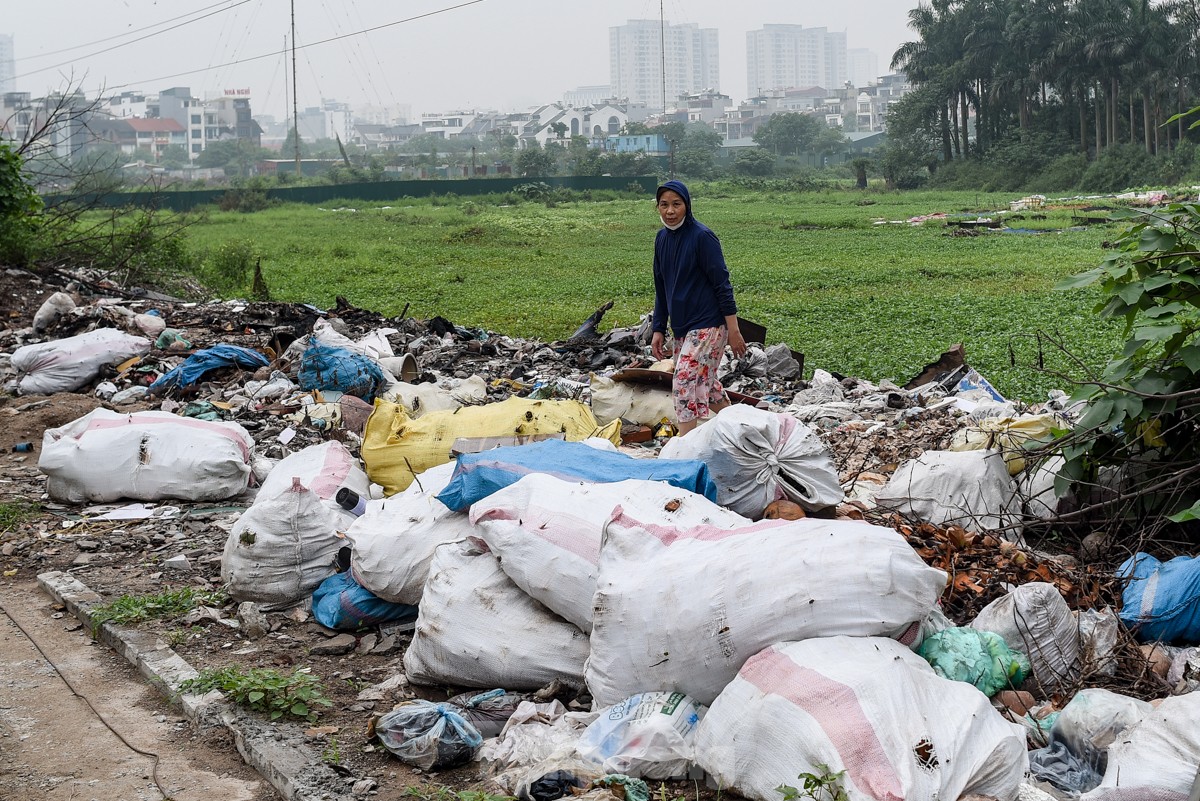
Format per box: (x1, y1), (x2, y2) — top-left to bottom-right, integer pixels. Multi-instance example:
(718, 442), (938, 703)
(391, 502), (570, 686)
(435, 438), (718, 512)
(297, 343), (388, 402)
(312, 571), (419, 631)
(149, 344), (268, 393)
(1118, 552), (1200, 644)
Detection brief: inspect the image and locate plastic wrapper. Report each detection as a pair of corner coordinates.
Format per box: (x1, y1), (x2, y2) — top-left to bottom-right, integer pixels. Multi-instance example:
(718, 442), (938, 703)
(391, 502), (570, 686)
(374, 700), (483, 770)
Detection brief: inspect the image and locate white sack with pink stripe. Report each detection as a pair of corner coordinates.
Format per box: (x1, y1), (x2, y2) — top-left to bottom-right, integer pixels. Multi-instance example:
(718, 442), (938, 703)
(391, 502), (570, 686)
(346, 462), (476, 605)
(586, 513), (948, 707)
(39, 408), (254, 502)
(404, 540), (589, 690)
(470, 474), (750, 632)
(13, 327), (150, 395)
(658, 404), (843, 518)
(694, 638), (1028, 801)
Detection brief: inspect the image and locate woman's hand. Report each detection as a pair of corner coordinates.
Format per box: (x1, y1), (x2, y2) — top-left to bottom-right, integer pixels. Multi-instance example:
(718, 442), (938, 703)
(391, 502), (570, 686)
(727, 325), (747, 358)
(651, 331), (667, 360)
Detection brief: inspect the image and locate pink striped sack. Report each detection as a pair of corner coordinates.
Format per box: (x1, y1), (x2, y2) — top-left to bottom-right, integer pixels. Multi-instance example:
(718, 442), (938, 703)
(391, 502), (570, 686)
(694, 638), (1028, 801)
(585, 513), (948, 707)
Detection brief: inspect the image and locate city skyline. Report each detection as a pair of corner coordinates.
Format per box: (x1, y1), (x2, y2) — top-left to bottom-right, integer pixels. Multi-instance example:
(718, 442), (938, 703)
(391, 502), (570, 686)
(5, 1), (913, 121)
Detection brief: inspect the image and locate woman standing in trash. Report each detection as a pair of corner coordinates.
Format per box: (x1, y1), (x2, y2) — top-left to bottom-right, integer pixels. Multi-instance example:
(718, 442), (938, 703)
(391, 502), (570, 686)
(651, 180), (747, 435)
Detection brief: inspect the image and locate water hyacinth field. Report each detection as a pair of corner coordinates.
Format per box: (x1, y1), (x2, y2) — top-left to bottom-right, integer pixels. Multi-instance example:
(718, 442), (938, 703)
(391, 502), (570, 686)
(185, 187), (1125, 402)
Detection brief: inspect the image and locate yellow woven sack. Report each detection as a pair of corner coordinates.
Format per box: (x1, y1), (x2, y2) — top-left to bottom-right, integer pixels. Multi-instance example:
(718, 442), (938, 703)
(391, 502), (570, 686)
(362, 397), (622, 495)
(949, 413), (1069, 475)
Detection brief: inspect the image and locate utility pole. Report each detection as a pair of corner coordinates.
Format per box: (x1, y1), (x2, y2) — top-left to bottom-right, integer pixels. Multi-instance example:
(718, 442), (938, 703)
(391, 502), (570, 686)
(291, 0), (302, 178)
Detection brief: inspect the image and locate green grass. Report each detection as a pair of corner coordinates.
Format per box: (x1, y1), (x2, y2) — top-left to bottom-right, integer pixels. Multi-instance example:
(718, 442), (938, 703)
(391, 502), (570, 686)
(90, 586), (225, 631)
(0, 500), (41, 533)
(182, 188), (1126, 401)
(179, 665), (332, 722)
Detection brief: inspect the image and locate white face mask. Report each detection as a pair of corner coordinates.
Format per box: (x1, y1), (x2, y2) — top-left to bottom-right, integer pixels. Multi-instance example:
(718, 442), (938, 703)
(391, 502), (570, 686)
(660, 216), (685, 230)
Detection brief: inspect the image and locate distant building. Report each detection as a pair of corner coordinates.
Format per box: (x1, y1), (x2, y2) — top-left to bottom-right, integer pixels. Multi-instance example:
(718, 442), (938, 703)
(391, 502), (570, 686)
(90, 116), (186, 158)
(610, 19), (719, 110)
(420, 110), (478, 139)
(0, 34), (14, 94)
(354, 103), (412, 126)
(296, 99), (352, 143)
(682, 89), (731, 125)
(606, 133), (669, 156)
(746, 24), (847, 98)
(848, 48), (879, 89)
(563, 86), (612, 108)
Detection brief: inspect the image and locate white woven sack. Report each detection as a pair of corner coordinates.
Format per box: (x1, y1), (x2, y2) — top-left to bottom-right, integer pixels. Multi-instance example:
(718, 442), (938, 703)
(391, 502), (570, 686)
(1053, 688), (1153, 773)
(471, 475), (749, 631)
(659, 404), (843, 517)
(971, 582), (1080, 693)
(875, 449), (1024, 538)
(693, 638), (1028, 801)
(257, 440), (368, 502)
(589, 374), (676, 427)
(403, 540), (588, 690)
(221, 478), (343, 605)
(1082, 693), (1200, 800)
(13, 327), (150, 395)
(39, 409), (254, 502)
(586, 512), (948, 707)
(345, 464), (474, 605)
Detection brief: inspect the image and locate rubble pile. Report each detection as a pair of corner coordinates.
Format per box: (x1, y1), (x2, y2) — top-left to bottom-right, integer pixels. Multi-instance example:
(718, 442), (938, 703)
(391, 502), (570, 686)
(3, 264), (1200, 801)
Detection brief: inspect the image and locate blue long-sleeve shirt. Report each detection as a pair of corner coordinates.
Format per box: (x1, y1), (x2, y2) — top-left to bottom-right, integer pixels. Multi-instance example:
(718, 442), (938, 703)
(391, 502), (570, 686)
(652, 180), (737, 338)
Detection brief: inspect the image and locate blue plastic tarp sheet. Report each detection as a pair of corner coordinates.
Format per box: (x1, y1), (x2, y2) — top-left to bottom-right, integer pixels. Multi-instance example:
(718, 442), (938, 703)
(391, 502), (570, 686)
(297, 343), (388, 402)
(312, 571), (419, 631)
(149, 344), (269, 393)
(435, 438), (718, 512)
(1118, 552), (1200, 644)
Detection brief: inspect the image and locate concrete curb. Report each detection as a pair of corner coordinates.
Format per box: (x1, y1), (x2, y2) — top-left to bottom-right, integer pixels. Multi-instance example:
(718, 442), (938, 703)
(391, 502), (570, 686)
(37, 570), (358, 801)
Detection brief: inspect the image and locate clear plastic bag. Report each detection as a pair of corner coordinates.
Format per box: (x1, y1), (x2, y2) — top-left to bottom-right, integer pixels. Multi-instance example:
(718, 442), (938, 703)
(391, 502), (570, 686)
(374, 700), (483, 770)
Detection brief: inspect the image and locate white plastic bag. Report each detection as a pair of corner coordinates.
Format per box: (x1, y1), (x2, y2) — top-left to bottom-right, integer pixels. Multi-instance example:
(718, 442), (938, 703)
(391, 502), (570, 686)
(39, 409), (253, 502)
(13, 328), (150, 395)
(32, 291), (76, 332)
(971, 582), (1080, 692)
(403, 541), (589, 690)
(221, 477), (344, 605)
(693, 638), (1029, 801)
(1081, 693), (1200, 800)
(875, 449), (1024, 538)
(1052, 689), (1153, 773)
(345, 463), (475, 605)
(576, 692), (706, 780)
(586, 512), (948, 707)
(470, 475), (748, 631)
(659, 404), (843, 516)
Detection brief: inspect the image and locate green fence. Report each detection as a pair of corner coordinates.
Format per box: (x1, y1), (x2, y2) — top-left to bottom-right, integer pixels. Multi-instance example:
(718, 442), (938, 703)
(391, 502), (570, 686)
(43, 175), (661, 213)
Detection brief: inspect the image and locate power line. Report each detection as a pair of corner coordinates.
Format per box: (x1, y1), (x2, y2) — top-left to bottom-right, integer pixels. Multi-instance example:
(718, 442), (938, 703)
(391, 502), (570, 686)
(14, 0), (245, 62)
(88, 1), (486, 95)
(13, 1), (255, 82)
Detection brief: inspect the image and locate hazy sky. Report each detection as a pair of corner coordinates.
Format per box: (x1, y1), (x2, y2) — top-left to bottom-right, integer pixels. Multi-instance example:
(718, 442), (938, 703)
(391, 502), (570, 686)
(8, 0), (915, 120)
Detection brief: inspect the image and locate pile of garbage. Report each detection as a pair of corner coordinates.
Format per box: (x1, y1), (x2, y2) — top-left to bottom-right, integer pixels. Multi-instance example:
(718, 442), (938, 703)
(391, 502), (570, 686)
(4, 267), (1200, 801)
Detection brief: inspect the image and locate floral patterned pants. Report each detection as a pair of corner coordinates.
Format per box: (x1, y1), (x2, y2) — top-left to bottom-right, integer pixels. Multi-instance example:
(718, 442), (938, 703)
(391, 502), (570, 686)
(672, 325), (729, 423)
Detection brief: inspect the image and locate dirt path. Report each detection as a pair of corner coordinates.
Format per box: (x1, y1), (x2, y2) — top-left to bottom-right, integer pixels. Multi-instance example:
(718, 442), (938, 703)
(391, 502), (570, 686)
(0, 579), (279, 801)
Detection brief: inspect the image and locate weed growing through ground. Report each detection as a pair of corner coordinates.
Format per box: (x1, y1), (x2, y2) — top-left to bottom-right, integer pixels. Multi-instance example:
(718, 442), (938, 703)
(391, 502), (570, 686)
(321, 736), (341, 765)
(776, 766), (849, 801)
(179, 665), (333, 722)
(89, 586), (225, 632)
(0, 500), (40, 533)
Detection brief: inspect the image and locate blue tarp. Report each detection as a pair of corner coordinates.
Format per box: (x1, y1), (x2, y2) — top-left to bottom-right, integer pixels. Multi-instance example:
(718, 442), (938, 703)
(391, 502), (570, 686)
(297, 343), (388, 402)
(435, 438), (718, 512)
(1118, 552), (1200, 644)
(312, 571), (419, 631)
(149, 344), (269, 393)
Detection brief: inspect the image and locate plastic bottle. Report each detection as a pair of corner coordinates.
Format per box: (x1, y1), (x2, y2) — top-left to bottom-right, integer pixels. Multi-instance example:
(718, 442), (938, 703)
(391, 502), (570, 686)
(335, 487), (367, 517)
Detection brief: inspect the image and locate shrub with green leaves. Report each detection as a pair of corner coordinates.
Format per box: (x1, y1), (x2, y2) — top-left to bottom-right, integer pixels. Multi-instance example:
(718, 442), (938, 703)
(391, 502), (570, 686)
(180, 666), (332, 722)
(0, 143), (44, 266)
(1054, 202), (1200, 525)
(777, 766), (849, 801)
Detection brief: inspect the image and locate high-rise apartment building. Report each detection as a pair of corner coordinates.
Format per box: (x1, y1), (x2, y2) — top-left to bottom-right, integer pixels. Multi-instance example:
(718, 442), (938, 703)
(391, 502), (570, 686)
(848, 48), (880, 89)
(0, 35), (16, 94)
(610, 20), (719, 111)
(746, 24), (847, 97)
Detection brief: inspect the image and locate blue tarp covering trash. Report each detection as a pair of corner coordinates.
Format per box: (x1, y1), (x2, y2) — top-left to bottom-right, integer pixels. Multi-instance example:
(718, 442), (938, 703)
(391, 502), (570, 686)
(297, 343), (388, 402)
(149, 344), (269, 393)
(435, 438), (718, 512)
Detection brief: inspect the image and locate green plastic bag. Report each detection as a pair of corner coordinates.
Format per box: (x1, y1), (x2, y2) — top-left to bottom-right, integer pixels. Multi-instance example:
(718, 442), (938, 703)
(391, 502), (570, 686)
(917, 627), (1031, 697)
